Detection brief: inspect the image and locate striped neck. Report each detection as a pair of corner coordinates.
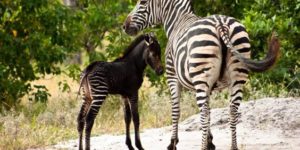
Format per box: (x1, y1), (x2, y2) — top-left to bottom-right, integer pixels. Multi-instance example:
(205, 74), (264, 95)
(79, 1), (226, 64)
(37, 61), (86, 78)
(160, 0), (193, 38)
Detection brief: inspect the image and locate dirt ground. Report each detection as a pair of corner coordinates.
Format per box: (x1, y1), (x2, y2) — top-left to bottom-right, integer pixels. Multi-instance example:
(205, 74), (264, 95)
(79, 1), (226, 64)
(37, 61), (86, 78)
(53, 97), (300, 150)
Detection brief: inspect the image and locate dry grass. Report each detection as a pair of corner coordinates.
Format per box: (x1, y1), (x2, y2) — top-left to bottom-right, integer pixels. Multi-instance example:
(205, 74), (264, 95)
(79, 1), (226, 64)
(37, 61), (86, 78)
(0, 73), (298, 149)
(0, 93), (78, 148)
(0, 72), (198, 149)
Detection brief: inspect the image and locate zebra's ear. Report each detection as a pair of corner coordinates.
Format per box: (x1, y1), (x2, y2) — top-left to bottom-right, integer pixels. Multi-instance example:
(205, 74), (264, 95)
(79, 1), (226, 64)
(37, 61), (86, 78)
(140, 0), (148, 5)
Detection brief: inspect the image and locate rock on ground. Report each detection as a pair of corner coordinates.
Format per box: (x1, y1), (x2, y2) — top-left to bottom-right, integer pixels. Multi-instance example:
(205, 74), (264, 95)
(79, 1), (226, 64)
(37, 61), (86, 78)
(53, 97), (300, 150)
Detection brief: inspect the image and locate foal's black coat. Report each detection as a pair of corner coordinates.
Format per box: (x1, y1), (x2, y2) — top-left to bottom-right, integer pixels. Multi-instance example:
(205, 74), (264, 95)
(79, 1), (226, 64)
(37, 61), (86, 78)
(77, 34), (163, 150)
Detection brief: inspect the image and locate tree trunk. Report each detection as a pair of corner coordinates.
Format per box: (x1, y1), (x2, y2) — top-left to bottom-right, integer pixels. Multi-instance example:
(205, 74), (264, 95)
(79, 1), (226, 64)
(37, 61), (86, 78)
(63, 0), (77, 7)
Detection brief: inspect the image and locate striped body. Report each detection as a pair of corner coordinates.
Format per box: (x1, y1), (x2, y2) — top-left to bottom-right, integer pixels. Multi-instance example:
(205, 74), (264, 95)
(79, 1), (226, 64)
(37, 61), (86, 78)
(124, 0), (279, 149)
(164, 14), (250, 150)
(169, 15), (250, 91)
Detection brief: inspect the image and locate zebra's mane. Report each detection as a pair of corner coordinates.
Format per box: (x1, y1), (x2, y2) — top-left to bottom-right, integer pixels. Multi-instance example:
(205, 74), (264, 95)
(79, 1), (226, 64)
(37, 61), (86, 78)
(114, 34), (146, 61)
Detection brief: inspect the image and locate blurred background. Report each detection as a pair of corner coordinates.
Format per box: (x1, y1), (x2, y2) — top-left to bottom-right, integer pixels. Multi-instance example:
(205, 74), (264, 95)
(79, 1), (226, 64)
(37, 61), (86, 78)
(0, 0), (299, 149)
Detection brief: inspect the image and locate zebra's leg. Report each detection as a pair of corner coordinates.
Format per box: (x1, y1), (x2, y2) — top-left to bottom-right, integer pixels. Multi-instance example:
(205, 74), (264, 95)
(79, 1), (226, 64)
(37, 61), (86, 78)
(167, 79), (181, 150)
(189, 64), (218, 149)
(123, 96), (135, 150)
(229, 82), (244, 150)
(189, 56), (219, 149)
(84, 86), (108, 150)
(207, 106), (215, 150)
(77, 97), (91, 150)
(129, 93), (144, 150)
(227, 55), (249, 150)
(165, 51), (181, 150)
(194, 86), (211, 150)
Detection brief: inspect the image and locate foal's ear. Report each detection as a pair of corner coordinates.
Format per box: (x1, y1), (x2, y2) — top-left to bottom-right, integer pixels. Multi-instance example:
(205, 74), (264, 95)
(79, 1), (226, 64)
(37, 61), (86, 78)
(144, 33), (153, 46)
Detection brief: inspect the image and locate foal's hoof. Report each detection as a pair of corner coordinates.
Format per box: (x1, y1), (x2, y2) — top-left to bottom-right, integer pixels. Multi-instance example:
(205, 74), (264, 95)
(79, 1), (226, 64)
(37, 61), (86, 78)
(208, 142), (216, 150)
(136, 145), (144, 150)
(126, 145), (135, 150)
(128, 147), (134, 150)
(167, 144), (176, 150)
(135, 143), (144, 150)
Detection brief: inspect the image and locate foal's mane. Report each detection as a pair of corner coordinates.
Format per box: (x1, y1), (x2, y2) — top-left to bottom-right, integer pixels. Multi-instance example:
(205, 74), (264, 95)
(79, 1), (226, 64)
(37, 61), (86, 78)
(114, 34), (146, 62)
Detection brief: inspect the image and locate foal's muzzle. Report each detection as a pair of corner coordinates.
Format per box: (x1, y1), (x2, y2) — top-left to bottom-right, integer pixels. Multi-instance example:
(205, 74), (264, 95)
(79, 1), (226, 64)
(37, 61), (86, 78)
(156, 67), (164, 75)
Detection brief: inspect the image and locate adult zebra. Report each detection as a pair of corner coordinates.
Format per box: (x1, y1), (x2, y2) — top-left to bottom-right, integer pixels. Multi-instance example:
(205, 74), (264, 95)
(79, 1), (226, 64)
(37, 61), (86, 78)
(123, 0), (280, 150)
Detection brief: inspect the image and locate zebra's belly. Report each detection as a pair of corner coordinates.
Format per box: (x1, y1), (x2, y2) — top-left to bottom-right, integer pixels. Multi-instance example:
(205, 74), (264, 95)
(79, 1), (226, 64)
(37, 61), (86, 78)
(175, 69), (231, 91)
(174, 53), (195, 90)
(173, 49), (231, 92)
(212, 78), (230, 92)
(176, 68), (231, 92)
(177, 75), (194, 90)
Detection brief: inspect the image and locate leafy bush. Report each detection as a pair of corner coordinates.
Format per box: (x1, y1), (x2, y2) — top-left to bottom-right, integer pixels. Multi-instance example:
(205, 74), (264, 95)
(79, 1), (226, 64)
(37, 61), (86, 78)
(0, 0), (83, 110)
(192, 0), (300, 96)
(1, 0), (299, 112)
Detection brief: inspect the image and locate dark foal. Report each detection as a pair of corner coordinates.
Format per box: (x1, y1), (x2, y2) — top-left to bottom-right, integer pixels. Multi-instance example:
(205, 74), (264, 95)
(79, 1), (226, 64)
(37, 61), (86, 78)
(77, 33), (163, 150)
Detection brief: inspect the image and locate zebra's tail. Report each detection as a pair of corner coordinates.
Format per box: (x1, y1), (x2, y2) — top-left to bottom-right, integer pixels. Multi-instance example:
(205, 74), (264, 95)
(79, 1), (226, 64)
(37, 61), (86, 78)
(218, 25), (280, 72)
(234, 33), (280, 72)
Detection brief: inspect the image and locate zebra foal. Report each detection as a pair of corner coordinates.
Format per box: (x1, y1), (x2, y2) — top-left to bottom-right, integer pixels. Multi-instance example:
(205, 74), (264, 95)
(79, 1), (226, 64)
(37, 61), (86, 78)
(123, 0), (280, 150)
(77, 34), (163, 150)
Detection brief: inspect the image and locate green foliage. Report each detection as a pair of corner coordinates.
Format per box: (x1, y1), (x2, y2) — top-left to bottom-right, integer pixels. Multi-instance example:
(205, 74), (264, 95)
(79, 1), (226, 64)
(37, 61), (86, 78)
(78, 0), (131, 62)
(0, 0), (83, 110)
(1, 0), (299, 111)
(192, 0), (300, 96)
(64, 64), (81, 81)
(30, 85), (51, 103)
(240, 0), (300, 92)
(58, 80), (71, 93)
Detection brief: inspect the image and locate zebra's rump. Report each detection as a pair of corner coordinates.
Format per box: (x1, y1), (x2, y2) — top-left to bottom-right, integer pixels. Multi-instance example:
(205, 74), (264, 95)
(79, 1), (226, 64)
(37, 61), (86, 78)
(171, 14), (251, 91)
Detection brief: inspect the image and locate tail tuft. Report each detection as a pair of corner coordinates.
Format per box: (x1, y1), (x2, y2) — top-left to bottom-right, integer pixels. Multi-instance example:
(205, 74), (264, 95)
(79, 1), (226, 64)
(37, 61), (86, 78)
(237, 32), (280, 72)
(77, 62), (99, 101)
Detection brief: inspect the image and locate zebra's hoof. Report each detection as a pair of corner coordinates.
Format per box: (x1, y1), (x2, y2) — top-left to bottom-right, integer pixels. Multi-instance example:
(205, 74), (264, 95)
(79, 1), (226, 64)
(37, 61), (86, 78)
(167, 138), (178, 150)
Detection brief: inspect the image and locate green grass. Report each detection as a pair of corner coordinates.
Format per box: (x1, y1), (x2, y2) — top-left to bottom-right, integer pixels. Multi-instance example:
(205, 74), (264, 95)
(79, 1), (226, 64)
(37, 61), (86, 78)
(0, 75), (299, 149)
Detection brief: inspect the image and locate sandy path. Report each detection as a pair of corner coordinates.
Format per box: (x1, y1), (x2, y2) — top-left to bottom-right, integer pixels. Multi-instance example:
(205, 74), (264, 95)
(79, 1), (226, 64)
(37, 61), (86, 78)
(53, 98), (300, 150)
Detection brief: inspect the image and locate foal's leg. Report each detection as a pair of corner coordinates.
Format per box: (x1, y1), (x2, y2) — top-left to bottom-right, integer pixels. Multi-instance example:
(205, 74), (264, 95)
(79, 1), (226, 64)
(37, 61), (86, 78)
(77, 97), (91, 150)
(84, 82), (108, 150)
(129, 93), (144, 150)
(123, 96), (135, 150)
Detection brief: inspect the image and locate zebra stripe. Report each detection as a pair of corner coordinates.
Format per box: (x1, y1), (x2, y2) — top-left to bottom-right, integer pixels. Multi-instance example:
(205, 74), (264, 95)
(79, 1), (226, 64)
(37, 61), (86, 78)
(124, 0), (278, 149)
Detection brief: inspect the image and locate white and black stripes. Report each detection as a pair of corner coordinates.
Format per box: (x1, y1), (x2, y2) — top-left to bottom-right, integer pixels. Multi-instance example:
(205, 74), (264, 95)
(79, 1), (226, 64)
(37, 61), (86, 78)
(166, 13), (252, 150)
(124, 0), (280, 150)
